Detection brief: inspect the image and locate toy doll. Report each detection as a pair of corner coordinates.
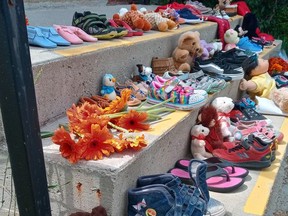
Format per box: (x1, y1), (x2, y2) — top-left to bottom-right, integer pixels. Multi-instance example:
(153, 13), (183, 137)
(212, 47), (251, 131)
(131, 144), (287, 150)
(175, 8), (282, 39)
(240, 54), (288, 112)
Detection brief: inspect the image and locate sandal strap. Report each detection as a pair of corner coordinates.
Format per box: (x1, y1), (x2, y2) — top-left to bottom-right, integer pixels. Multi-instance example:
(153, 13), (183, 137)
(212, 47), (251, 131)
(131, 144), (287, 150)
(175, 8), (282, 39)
(206, 164), (230, 181)
(204, 157), (236, 174)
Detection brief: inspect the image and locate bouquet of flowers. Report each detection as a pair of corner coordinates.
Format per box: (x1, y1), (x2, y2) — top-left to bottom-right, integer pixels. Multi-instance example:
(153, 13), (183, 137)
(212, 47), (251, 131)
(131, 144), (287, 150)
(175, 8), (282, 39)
(45, 89), (174, 163)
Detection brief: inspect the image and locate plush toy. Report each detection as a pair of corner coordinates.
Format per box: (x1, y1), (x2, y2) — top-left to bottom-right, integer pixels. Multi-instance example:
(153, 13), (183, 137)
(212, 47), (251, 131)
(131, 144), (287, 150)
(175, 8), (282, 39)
(197, 105), (223, 152)
(234, 24), (248, 37)
(139, 8), (177, 32)
(224, 29), (239, 51)
(113, 4), (151, 32)
(136, 64), (154, 84)
(211, 97), (236, 140)
(172, 31), (203, 72)
(191, 124), (213, 160)
(200, 40), (222, 60)
(240, 55), (288, 112)
(101, 74), (117, 101)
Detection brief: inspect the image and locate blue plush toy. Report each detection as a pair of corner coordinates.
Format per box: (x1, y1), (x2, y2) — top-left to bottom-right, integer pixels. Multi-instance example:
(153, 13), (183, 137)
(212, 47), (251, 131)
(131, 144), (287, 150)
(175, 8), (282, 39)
(101, 74), (116, 101)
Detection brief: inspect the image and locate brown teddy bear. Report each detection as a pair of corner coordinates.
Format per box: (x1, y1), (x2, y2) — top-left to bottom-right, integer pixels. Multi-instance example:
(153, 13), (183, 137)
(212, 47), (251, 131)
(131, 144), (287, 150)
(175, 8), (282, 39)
(139, 8), (177, 32)
(113, 4), (151, 32)
(172, 31), (203, 72)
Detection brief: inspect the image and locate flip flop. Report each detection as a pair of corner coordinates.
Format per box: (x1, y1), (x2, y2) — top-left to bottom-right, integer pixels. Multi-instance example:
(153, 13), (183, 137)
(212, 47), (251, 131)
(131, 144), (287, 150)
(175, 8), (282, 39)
(175, 157), (249, 178)
(168, 165), (245, 193)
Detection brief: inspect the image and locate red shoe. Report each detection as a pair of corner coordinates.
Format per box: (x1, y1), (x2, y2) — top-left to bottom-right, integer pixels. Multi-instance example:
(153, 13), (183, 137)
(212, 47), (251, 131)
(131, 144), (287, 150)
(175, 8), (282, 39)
(213, 135), (272, 169)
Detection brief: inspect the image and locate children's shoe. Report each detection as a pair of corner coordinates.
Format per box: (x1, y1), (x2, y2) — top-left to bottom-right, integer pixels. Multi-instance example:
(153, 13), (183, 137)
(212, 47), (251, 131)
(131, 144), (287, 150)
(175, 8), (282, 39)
(220, 10), (230, 19)
(53, 25), (83, 44)
(128, 183), (206, 216)
(37, 26), (71, 46)
(213, 135), (272, 169)
(237, 37), (262, 53)
(27, 26), (57, 48)
(136, 173), (225, 216)
(273, 75), (288, 88)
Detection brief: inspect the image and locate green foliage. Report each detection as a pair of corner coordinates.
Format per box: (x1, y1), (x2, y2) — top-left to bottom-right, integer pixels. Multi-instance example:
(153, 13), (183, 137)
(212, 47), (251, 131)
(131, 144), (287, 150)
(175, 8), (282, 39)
(199, 0), (288, 51)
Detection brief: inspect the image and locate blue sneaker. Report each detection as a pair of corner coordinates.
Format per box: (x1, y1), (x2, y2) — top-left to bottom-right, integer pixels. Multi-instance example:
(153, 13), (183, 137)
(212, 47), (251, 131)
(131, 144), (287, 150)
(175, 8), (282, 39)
(136, 173), (226, 216)
(38, 26), (71, 46)
(237, 37), (262, 54)
(128, 183), (206, 216)
(27, 26), (57, 48)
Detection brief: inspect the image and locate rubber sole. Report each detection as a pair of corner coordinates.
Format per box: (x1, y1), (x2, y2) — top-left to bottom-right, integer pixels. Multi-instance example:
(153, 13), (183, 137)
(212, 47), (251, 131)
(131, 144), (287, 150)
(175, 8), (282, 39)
(146, 96), (208, 111)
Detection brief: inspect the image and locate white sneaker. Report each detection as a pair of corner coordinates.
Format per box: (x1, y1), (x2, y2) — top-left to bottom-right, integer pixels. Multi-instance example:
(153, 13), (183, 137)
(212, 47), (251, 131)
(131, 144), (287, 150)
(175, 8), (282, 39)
(221, 10), (230, 19)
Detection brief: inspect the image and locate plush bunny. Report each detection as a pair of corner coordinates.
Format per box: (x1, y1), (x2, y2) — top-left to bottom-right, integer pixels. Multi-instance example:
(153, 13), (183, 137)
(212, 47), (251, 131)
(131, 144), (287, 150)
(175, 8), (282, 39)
(211, 97), (236, 140)
(191, 124), (213, 160)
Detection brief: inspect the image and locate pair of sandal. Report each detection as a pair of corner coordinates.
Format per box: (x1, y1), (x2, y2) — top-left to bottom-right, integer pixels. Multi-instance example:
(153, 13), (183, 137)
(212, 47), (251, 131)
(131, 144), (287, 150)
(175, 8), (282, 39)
(78, 95), (110, 108)
(115, 80), (147, 107)
(109, 19), (143, 37)
(72, 11), (128, 39)
(168, 157), (249, 193)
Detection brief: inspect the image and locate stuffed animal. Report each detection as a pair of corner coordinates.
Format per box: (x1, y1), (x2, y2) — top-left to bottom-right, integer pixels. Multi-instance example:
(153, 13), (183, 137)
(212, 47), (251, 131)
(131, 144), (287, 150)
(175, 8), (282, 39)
(200, 40), (222, 60)
(172, 31), (203, 72)
(139, 8), (177, 32)
(240, 55), (288, 112)
(191, 124), (213, 160)
(113, 4), (151, 32)
(224, 29), (239, 51)
(197, 105), (223, 152)
(101, 74), (117, 101)
(211, 97), (236, 140)
(234, 24), (248, 38)
(136, 64), (154, 84)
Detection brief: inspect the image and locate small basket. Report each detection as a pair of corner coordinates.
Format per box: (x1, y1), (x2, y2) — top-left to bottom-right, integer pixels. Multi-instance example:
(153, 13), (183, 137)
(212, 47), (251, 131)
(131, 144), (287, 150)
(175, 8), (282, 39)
(225, 4), (238, 17)
(151, 57), (176, 76)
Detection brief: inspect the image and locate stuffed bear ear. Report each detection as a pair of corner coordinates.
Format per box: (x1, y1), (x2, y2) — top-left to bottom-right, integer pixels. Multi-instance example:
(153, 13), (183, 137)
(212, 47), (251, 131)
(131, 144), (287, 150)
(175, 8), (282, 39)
(198, 113), (202, 122)
(194, 31), (200, 37)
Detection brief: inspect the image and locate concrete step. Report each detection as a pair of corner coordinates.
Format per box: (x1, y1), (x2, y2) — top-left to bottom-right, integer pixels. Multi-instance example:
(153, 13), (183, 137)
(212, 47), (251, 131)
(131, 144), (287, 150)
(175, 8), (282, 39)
(0, 3), (285, 215)
(28, 17), (244, 125)
(38, 41), (282, 216)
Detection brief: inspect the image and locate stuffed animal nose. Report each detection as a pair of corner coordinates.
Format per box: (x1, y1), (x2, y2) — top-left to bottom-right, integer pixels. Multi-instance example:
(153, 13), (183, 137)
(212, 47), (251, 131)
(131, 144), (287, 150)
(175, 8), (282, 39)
(112, 78), (116, 82)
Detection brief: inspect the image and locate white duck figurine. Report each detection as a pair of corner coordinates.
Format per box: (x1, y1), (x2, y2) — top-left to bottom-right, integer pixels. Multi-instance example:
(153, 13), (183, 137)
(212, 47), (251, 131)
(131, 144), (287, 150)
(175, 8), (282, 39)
(100, 74), (116, 101)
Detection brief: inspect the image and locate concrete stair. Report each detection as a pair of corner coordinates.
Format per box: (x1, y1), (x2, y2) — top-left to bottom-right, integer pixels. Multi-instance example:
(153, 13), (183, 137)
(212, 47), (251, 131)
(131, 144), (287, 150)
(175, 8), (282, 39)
(0, 5), (284, 215)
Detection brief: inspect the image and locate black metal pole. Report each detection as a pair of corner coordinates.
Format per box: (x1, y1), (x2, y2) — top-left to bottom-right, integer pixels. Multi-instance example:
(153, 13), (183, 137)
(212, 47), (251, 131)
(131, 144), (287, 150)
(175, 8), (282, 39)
(0, 1), (51, 216)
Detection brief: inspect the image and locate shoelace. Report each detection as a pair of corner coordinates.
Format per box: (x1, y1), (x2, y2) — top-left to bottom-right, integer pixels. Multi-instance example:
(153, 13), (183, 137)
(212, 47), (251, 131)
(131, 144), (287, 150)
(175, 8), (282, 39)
(228, 143), (245, 153)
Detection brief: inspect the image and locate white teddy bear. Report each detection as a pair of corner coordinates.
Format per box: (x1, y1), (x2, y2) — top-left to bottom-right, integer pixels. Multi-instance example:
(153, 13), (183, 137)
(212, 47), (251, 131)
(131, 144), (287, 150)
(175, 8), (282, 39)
(211, 97), (236, 141)
(224, 29), (240, 51)
(191, 124), (213, 160)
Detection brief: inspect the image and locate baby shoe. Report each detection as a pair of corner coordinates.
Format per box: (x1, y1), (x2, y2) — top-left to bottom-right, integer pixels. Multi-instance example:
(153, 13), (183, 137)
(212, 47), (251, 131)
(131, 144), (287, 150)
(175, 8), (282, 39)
(27, 26), (57, 48)
(38, 26), (71, 46)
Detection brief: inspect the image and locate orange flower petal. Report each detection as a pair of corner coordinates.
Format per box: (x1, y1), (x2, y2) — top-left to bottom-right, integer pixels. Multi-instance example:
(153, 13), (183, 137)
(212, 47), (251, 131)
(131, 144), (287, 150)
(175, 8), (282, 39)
(117, 110), (150, 131)
(81, 125), (114, 161)
(103, 89), (131, 114)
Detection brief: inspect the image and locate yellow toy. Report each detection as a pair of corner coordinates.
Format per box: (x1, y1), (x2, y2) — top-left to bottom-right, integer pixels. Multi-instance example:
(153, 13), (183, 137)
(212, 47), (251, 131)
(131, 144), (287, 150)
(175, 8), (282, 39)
(240, 55), (288, 112)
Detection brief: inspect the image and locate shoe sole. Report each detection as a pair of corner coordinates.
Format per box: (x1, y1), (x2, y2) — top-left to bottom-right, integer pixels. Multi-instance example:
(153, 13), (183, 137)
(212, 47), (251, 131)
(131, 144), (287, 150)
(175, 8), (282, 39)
(233, 159), (272, 169)
(147, 96), (208, 111)
(92, 30), (117, 39)
(199, 64), (224, 74)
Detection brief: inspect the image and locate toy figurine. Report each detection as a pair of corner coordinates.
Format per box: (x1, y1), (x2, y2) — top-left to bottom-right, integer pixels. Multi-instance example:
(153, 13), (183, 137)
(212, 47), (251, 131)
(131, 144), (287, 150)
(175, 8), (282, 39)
(240, 55), (288, 112)
(100, 74), (117, 101)
(136, 64), (154, 84)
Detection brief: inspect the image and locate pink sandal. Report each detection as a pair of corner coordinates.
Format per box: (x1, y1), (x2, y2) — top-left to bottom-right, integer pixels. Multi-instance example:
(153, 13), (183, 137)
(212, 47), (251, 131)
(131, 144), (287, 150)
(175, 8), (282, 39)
(168, 165), (245, 193)
(113, 19), (143, 36)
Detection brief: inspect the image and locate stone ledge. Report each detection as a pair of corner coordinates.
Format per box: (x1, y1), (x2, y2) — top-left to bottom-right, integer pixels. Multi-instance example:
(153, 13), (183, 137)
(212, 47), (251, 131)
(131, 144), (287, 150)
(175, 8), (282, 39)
(42, 80), (242, 216)
(31, 16), (243, 126)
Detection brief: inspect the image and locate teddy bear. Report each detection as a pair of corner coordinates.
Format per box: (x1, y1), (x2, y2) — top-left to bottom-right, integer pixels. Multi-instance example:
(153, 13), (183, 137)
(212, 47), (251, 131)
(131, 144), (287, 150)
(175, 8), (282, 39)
(172, 31), (203, 72)
(113, 4), (151, 32)
(191, 124), (213, 160)
(224, 29), (239, 51)
(197, 105), (224, 152)
(211, 97), (236, 140)
(240, 55), (288, 113)
(139, 8), (177, 32)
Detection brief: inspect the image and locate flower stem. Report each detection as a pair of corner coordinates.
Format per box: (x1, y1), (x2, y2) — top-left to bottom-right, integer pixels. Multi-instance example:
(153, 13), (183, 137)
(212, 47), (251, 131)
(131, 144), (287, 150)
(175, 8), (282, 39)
(40, 131), (54, 139)
(108, 122), (129, 133)
(138, 97), (175, 111)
